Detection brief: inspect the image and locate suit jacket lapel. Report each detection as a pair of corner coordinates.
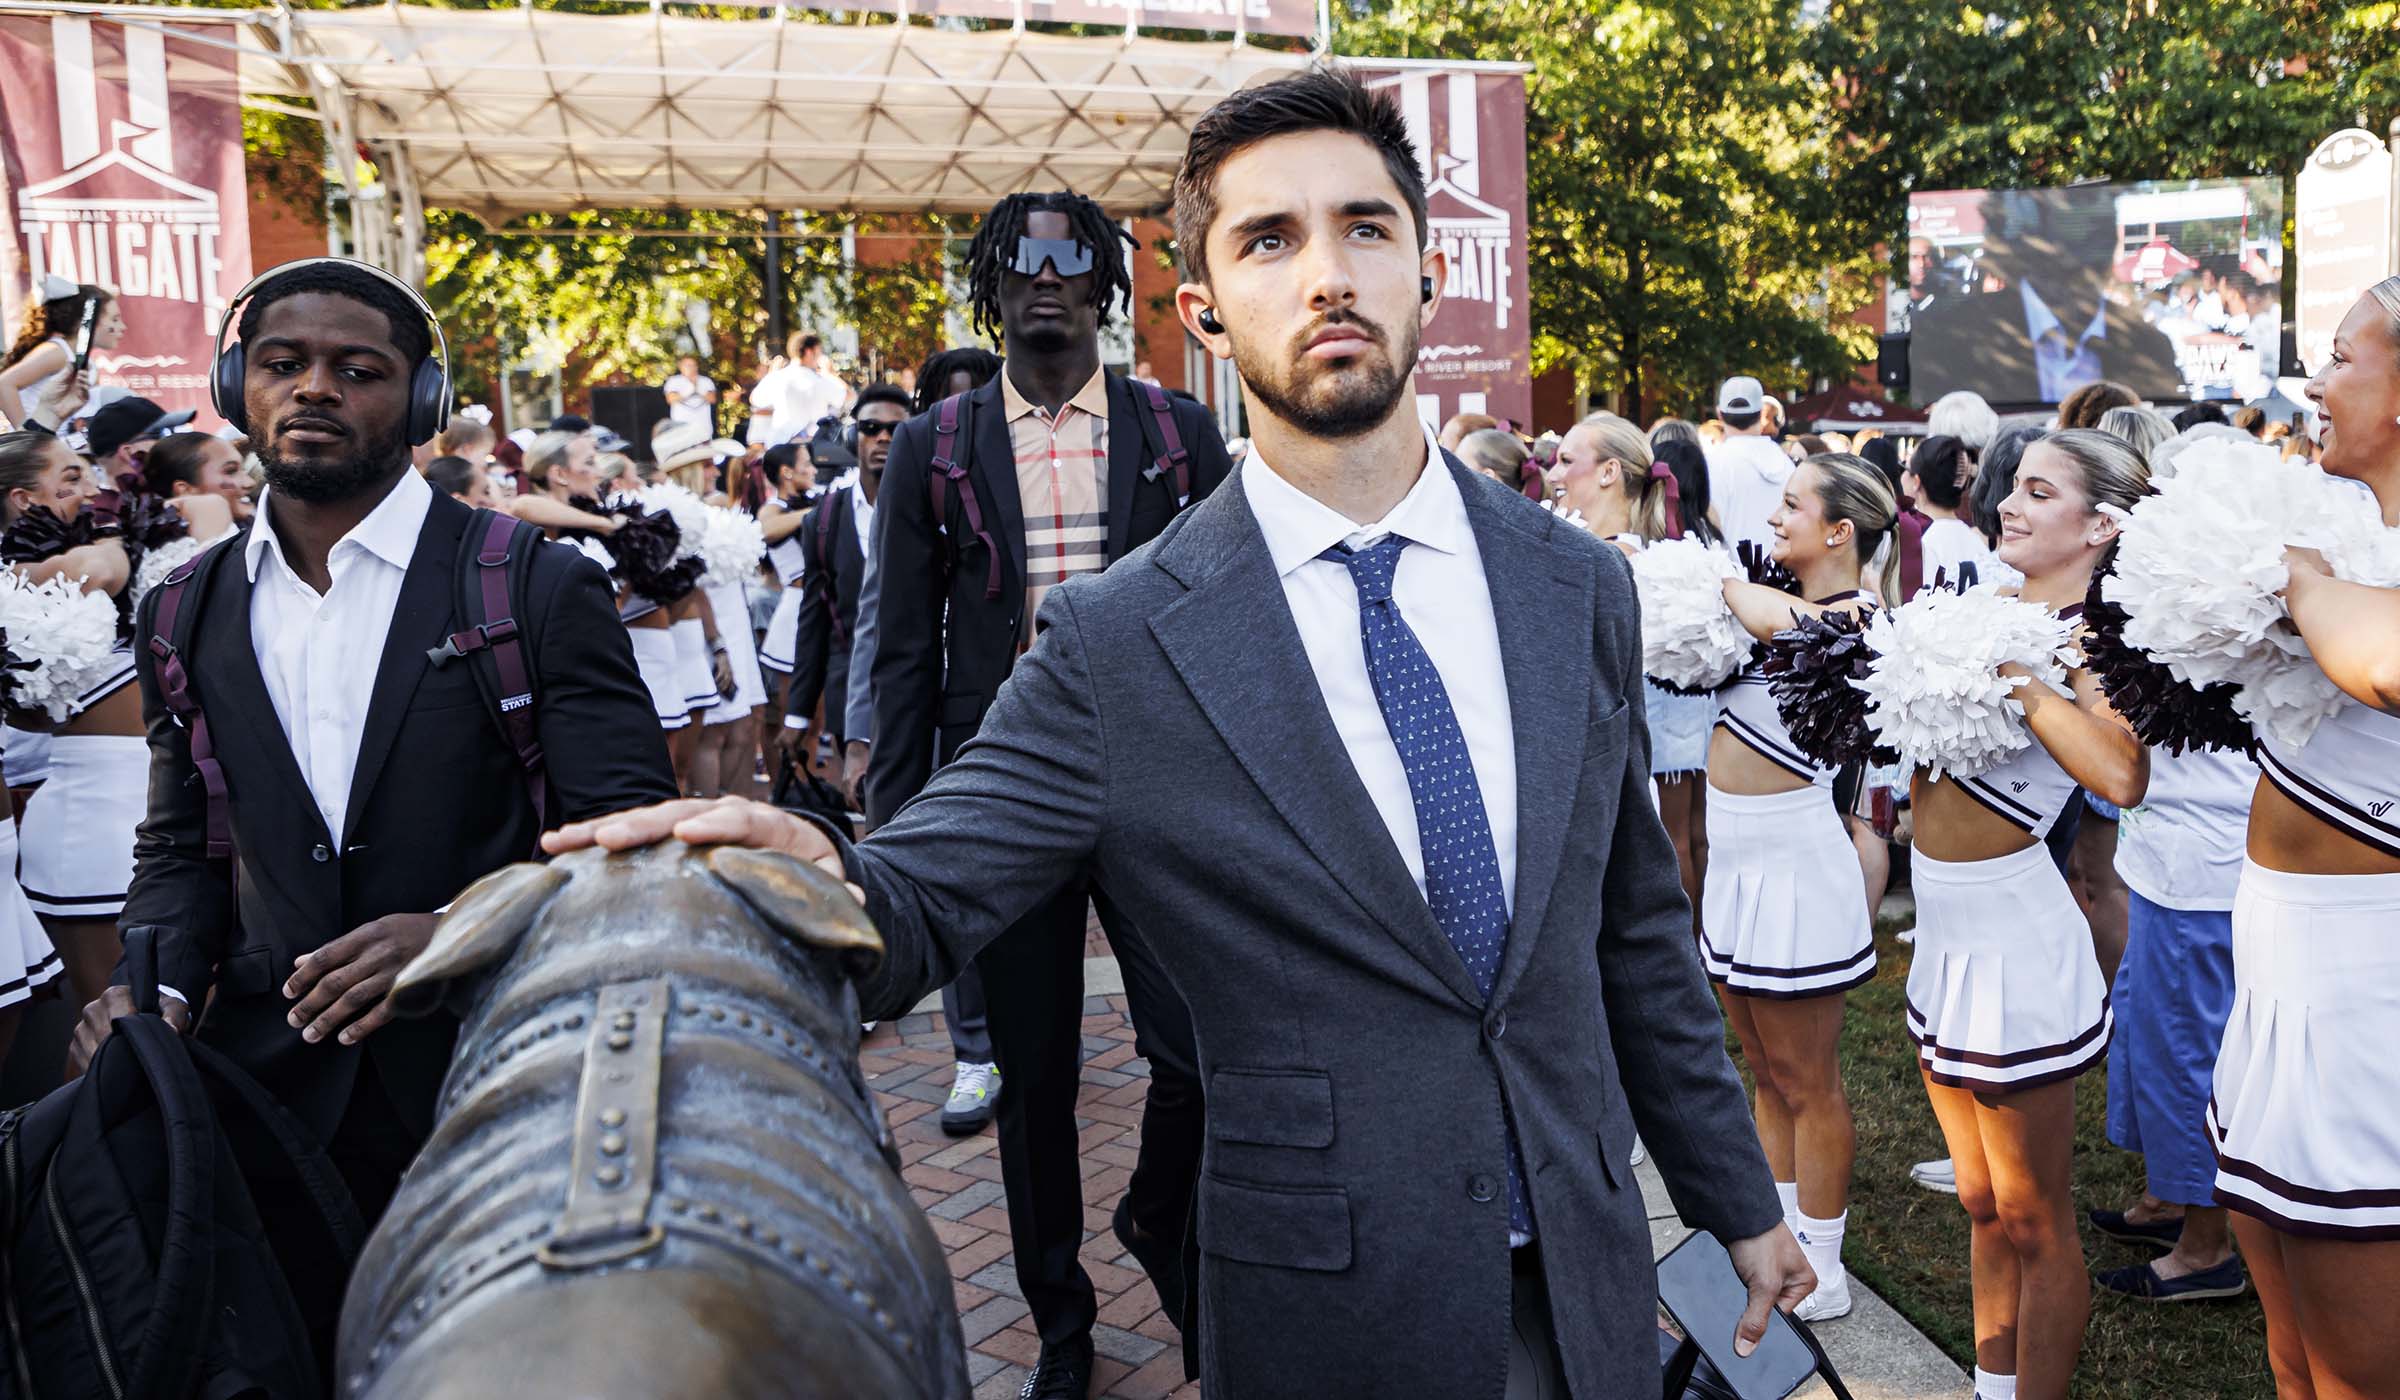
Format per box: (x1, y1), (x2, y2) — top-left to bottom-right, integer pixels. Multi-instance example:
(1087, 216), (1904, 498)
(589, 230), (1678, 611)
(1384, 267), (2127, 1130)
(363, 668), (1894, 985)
(968, 376), (1025, 596)
(1148, 473), (1485, 1011)
(1463, 460), (1595, 1008)
(1103, 373), (1146, 563)
(340, 499), (461, 844)
(194, 533), (329, 845)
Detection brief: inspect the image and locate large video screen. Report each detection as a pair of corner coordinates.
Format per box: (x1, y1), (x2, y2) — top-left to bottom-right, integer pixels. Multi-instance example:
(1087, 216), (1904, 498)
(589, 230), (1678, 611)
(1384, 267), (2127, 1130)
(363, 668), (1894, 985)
(1896, 179), (2285, 405)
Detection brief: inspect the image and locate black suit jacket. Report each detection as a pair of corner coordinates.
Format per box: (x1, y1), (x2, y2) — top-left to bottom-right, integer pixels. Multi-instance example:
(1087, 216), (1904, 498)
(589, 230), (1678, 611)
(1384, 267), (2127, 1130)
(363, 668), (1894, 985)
(1911, 286), (2186, 402)
(782, 485), (866, 741)
(116, 489), (678, 1143)
(865, 369), (1232, 826)
(828, 461), (1782, 1398)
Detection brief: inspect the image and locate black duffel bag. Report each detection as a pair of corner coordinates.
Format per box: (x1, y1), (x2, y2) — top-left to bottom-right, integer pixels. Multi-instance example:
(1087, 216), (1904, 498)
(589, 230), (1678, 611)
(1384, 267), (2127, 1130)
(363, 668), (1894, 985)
(0, 932), (364, 1399)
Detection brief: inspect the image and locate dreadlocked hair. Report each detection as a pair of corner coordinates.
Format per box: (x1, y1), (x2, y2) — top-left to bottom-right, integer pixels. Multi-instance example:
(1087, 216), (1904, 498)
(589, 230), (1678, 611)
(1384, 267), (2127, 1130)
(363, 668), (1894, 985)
(963, 192), (1136, 343)
(4, 284), (111, 372)
(236, 261), (433, 367)
(912, 346), (1003, 415)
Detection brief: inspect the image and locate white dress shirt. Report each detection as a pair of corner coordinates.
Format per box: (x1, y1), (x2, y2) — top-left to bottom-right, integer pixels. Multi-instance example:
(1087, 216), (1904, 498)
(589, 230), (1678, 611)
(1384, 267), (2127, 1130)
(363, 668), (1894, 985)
(244, 467), (433, 848)
(1244, 435), (1519, 915)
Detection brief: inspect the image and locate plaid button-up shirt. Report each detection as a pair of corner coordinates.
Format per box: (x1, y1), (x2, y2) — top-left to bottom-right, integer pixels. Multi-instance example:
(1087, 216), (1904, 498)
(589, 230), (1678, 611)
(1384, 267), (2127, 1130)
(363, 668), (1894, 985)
(1004, 365), (1111, 643)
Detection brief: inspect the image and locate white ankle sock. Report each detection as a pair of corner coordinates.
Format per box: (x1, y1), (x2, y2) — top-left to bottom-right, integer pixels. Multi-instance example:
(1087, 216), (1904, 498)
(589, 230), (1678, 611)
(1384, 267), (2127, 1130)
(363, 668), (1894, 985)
(1794, 1209), (1847, 1288)
(1776, 1181), (1800, 1228)
(1974, 1368), (2018, 1400)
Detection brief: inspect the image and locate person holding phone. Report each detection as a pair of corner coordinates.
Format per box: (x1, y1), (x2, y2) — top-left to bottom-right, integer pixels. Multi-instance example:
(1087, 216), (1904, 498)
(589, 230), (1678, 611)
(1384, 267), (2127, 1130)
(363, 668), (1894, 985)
(1, 276), (122, 430)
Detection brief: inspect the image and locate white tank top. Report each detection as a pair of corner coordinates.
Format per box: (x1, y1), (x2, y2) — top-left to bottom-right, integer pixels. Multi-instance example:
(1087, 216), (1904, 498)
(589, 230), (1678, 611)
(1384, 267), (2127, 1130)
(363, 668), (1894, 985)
(19, 336), (82, 425)
(2255, 695), (2400, 860)
(1711, 589), (1861, 789)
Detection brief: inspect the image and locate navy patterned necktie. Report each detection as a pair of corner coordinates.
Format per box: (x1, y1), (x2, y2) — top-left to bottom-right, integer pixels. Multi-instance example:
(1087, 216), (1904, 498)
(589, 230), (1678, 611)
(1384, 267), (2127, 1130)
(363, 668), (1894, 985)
(1321, 533), (1532, 1239)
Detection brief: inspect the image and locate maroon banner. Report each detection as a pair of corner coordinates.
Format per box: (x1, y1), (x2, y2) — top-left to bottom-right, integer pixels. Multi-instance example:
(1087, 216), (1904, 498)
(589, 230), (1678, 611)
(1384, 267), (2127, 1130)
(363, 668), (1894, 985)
(793, 0), (1313, 38)
(0, 15), (252, 422)
(1356, 66), (1533, 434)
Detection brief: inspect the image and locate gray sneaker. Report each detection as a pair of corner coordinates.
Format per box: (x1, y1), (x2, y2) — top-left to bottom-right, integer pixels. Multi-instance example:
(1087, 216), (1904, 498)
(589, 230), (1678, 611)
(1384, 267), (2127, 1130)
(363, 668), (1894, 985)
(1910, 1157), (1958, 1194)
(941, 1061), (1001, 1136)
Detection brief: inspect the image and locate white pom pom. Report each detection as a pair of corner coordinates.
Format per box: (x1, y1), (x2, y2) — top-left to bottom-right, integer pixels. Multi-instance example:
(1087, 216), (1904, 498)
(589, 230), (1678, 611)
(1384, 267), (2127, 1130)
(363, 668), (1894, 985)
(692, 504), (765, 588)
(1857, 587), (2076, 780)
(570, 535), (616, 574)
(1629, 538), (1748, 690)
(639, 482), (709, 561)
(2102, 442), (2374, 746)
(1540, 499), (1588, 530)
(128, 534), (205, 611)
(0, 571), (124, 721)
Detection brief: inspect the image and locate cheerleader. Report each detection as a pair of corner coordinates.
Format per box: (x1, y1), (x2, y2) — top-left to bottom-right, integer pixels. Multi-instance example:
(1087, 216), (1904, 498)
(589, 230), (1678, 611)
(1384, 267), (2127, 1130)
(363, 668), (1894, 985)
(1550, 413), (1717, 922)
(2200, 280), (2400, 1397)
(0, 276), (121, 428)
(2, 430), (231, 1005)
(1704, 451), (1889, 1322)
(1907, 429), (2149, 1400)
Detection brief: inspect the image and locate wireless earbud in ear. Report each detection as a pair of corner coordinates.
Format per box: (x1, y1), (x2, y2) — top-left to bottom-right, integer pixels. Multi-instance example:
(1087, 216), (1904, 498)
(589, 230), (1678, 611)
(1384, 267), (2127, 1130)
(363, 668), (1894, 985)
(1197, 308), (1224, 335)
(1421, 275), (1435, 304)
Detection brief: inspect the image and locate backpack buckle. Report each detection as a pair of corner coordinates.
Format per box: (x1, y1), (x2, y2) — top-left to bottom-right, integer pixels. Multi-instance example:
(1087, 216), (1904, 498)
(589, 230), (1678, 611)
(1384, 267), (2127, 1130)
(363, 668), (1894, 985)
(426, 617), (519, 667)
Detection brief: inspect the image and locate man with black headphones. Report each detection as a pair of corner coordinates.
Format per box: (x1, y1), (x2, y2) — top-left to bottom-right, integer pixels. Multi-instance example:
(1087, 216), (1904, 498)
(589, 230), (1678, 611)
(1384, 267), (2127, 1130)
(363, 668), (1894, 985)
(71, 260), (676, 1267)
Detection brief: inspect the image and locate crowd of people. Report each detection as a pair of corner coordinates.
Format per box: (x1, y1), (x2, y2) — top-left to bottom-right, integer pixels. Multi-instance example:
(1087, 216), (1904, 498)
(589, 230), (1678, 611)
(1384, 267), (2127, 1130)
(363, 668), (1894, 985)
(0, 61), (2391, 1400)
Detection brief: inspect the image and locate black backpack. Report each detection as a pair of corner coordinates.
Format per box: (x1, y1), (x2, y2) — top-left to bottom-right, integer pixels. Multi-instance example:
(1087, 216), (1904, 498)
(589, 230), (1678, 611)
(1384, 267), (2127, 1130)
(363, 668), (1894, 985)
(0, 934), (365, 1399)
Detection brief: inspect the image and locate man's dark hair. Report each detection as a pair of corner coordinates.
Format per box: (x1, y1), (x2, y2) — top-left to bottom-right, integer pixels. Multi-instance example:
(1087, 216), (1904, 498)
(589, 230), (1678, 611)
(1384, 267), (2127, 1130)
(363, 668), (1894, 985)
(424, 454), (479, 498)
(235, 261), (432, 367)
(1172, 65), (1426, 285)
(2170, 401), (2228, 431)
(964, 191), (1137, 341)
(853, 382), (913, 416)
(1720, 410), (1762, 432)
(912, 347), (1003, 414)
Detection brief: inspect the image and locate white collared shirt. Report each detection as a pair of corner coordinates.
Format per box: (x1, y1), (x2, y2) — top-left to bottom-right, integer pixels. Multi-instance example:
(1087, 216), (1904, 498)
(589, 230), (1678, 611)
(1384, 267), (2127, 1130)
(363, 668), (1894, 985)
(243, 468), (433, 847)
(850, 474), (876, 555)
(1243, 434), (1519, 915)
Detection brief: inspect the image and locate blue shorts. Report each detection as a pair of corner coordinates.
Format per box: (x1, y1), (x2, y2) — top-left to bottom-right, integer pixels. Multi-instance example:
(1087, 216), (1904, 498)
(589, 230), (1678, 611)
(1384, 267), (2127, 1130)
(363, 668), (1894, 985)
(2084, 790), (2122, 822)
(2105, 892), (2236, 1205)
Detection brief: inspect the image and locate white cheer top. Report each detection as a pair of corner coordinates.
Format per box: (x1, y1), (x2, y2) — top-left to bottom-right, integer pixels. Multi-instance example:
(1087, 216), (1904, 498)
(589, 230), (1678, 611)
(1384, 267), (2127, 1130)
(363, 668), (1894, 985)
(2256, 696), (2400, 860)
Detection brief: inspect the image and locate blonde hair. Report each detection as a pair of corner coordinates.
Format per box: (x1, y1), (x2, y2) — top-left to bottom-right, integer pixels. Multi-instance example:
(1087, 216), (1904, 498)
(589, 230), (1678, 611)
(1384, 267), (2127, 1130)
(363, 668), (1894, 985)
(433, 416), (494, 458)
(1577, 411), (1673, 542)
(2094, 405), (2173, 465)
(1805, 452), (1903, 601)
(520, 430), (581, 490)
(2039, 428), (2151, 517)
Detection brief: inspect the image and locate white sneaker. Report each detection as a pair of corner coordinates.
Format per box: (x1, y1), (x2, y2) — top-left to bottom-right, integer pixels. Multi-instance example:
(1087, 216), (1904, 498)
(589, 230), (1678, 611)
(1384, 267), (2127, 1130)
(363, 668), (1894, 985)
(941, 1061), (1001, 1136)
(860, 1020), (879, 1034)
(1910, 1157), (1958, 1194)
(1792, 1273), (1852, 1323)
(1629, 1136), (1647, 1168)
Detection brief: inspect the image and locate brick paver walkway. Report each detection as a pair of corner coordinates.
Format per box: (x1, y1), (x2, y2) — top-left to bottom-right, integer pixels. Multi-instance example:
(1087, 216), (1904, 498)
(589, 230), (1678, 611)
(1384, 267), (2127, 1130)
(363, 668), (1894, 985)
(864, 987), (1199, 1399)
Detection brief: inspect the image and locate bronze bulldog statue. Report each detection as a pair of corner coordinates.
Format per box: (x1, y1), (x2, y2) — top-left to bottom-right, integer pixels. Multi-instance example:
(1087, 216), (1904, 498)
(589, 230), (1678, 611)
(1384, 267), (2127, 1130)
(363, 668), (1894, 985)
(336, 841), (969, 1399)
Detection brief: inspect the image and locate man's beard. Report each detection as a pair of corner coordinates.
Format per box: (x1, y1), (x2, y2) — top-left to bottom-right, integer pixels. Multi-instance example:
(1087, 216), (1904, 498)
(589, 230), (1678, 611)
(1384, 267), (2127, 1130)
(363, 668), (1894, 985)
(258, 436), (407, 504)
(1234, 311), (1416, 441)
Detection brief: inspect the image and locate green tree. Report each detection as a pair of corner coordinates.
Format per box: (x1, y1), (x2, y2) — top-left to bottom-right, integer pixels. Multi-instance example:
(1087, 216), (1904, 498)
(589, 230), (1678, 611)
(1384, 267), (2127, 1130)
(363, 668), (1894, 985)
(1344, 0), (1887, 418)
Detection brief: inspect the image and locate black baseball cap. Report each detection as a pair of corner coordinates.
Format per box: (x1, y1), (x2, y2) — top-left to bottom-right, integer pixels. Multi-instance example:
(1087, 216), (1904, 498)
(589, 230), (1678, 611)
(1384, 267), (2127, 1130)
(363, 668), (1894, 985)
(86, 396), (195, 460)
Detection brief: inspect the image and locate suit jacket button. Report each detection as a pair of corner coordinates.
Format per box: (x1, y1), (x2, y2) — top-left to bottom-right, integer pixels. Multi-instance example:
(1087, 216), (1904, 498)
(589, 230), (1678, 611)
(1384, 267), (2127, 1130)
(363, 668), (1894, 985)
(1468, 1174), (1498, 1203)
(311, 843), (332, 863)
(1485, 1011), (1506, 1041)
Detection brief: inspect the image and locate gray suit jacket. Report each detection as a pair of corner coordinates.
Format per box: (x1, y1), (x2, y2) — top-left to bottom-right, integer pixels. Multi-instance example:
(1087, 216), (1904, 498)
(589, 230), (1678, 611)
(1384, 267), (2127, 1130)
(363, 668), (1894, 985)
(835, 459), (1780, 1398)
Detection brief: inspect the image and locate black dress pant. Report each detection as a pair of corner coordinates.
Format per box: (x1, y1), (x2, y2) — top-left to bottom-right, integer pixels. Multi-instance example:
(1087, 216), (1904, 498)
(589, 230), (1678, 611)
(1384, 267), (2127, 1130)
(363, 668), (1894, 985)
(973, 881), (1204, 1345)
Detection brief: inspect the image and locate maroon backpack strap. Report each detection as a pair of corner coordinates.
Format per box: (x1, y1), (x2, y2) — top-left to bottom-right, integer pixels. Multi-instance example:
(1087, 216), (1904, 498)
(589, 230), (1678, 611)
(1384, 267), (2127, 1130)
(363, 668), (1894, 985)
(146, 555), (230, 861)
(1137, 380), (1192, 506)
(928, 391), (1003, 600)
(427, 510), (547, 833)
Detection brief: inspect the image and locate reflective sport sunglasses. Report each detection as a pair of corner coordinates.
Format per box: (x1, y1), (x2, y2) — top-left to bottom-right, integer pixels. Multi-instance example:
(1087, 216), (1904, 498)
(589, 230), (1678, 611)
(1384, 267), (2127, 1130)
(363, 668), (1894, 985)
(1009, 236), (1095, 279)
(854, 419), (899, 439)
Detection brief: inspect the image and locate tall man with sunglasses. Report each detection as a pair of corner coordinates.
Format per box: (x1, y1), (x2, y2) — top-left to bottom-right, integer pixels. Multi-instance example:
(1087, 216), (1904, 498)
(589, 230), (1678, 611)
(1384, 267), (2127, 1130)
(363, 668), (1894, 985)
(864, 192), (1234, 1397)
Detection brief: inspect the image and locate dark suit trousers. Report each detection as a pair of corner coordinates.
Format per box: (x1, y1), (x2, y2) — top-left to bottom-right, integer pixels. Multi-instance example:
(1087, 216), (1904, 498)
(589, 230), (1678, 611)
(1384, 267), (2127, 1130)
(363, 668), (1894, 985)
(305, 1058), (426, 1382)
(977, 881), (1204, 1344)
(1506, 1246), (1570, 1400)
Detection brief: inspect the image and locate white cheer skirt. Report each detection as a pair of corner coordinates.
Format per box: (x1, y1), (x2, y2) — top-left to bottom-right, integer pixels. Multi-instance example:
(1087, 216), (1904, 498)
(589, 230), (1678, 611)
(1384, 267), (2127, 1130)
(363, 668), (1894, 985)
(671, 617), (717, 710)
(703, 580), (766, 724)
(759, 587), (803, 674)
(0, 816), (62, 1005)
(19, 733), (147, 920)
(1700, 784), (1874, 998)
(627, 626), (690, 731)
(2209, 861), (2400, 1239)
(1906, 842), (2112, 1092)
(2, 725), (51, 788)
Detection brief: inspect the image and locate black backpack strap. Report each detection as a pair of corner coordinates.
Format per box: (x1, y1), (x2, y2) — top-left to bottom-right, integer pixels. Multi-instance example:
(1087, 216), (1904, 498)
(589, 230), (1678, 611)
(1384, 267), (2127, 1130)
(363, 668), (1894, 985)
(927, 391), (1002, 600)
(107, 1014), (218, 1400)
(1133, 379), (1193, 507)
(181, 1037), (366, 1265)
(427, 509), (548, 835)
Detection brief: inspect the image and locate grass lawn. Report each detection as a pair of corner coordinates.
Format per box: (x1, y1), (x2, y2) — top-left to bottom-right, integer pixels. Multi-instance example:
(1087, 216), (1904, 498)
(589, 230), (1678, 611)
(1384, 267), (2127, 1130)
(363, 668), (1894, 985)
(1783, 918), (2277, 1399)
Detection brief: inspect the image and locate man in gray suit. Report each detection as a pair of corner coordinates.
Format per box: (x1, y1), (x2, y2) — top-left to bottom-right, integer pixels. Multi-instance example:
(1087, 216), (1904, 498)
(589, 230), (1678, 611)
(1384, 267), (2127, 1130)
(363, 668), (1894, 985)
(549, 66), (1808, 1399)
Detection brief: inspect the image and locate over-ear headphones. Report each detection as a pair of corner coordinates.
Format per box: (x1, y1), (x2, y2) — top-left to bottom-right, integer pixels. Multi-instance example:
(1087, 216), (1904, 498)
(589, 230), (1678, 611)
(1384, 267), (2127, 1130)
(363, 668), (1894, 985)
(211, 256), (453, 446)
(1422, 275), (1435, 304)
(1197, 307), (1224, 335)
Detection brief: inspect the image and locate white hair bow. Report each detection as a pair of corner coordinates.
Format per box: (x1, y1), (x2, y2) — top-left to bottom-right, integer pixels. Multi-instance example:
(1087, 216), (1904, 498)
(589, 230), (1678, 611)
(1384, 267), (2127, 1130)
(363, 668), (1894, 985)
(457, 404), (493, 426)
(38, 273), (79, 302)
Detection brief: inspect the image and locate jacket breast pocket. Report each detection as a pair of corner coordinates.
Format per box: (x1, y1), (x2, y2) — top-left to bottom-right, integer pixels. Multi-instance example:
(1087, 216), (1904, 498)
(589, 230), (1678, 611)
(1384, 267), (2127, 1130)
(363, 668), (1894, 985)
(1197, 1174), (1352, 1272)
(1207, 1067), (1335, 1149)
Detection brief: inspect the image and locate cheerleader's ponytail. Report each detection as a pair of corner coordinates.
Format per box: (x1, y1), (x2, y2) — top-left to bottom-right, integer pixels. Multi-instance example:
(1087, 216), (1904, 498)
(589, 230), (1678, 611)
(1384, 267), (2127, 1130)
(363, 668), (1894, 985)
(1805, 451), (1904, 601)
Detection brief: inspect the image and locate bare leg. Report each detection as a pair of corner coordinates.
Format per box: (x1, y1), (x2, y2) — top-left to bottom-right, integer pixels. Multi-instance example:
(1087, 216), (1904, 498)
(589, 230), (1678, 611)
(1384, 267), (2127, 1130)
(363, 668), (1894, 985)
(2070, 813), (2129, 985)
(2234, 1215), (2317, 1400)
(45, 915), (121, 1011)
(1923, 1076), (2020, 1379)
(2276, 1229), (2400, 1400)
(1747, 993), (1854, 1220)
(1656, 775), (1706, 939)
(1719, 989), (1795, 1184)
(1971, 1078), (2089, 1400)
(1850, 814), (1889, 920)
